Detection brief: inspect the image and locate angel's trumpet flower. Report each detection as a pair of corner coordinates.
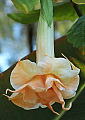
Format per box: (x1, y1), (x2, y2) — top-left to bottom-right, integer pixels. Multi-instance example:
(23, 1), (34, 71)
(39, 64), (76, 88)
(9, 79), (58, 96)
(4, 1), (80, 115)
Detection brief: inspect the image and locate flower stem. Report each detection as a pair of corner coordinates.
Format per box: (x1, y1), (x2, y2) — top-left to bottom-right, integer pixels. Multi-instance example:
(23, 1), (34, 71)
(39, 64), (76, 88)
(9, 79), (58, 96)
(36, 14), (54, 63)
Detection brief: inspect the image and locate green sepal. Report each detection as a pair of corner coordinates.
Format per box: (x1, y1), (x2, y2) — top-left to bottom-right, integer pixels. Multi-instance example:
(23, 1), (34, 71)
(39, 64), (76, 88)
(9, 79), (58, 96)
(40, 0), (53, 27)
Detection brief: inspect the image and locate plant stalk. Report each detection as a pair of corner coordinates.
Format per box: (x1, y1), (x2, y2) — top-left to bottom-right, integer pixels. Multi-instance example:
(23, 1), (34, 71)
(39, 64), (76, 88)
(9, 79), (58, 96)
(36, 14), (54, 63)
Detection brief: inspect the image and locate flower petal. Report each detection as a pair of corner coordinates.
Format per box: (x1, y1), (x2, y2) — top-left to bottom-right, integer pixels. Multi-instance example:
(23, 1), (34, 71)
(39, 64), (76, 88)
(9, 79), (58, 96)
(6, 86), (39, 104)
(37, 56), (53, 74)
(46, 103), (60, 115)
(61, 75), (79, 99)
(22, 87), (39, 103)
(52, 85), (72, 112)
(38, 90), (60, 115)
(10, 60), (39, 89)
(45, 74), (66, 90)
(27, 75), (46, 92)
(61, 54), (80, 71)
(38, 89), (60, 115)
(51, 57), (80, 85)
(40, 101), (55, 108)
(13, 75), (46, 92)
(37, 56), (80, 85)
(52, 58), (79, 78)
(62, 101), (72, 110)
(38, 88), (61, 103)
(52, 84), (64, 102)
(8, 93), (40, 110)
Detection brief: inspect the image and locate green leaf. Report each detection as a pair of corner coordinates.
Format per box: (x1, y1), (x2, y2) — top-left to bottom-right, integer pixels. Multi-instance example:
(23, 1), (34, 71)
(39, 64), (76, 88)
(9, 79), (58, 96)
(67, 15), (85, 48)
(0, 36), (85, 119)
(11, 0), (40, 13)
(72, 0), (85, 4)
(8, 1), (85, 24)
(7, 10), (40, 24)
(53, 1), (85, 21)
(11, 0), (28, 13)
(40, 0), (53, 26)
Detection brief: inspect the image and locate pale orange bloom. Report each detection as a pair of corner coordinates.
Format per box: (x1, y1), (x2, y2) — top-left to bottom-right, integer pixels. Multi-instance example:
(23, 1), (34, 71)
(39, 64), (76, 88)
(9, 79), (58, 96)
(5, 56), (80, 115)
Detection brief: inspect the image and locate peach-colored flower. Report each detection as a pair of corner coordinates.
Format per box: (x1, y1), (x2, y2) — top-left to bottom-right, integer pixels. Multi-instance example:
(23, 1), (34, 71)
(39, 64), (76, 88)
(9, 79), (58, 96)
(5, 56), (80, 115)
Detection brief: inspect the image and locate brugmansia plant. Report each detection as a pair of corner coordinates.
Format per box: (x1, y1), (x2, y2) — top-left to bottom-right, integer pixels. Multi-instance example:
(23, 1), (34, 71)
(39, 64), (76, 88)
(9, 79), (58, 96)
(0, 0), (85, 120)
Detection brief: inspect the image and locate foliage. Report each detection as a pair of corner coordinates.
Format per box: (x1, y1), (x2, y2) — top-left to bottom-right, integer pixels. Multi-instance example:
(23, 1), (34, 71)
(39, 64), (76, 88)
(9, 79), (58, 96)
(7, 0), (85, 48)
(8, 10), (40, 24)
(67, 15), (85, 48)
(73, 0), (85, 4)
(8, 1), (85, 23)
(0, 1), (14, 39)
(11, 0), (40, 13)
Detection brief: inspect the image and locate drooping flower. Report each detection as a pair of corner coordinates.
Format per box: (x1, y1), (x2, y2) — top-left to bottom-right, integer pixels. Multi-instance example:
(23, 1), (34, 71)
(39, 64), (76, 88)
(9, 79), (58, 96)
(4, 0), (80, 115)
(5, 56), (80, 115)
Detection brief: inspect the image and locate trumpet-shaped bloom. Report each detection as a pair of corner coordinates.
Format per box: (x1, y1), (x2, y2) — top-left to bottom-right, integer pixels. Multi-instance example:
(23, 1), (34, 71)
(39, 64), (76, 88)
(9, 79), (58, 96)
(5, 56), (80, 115)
